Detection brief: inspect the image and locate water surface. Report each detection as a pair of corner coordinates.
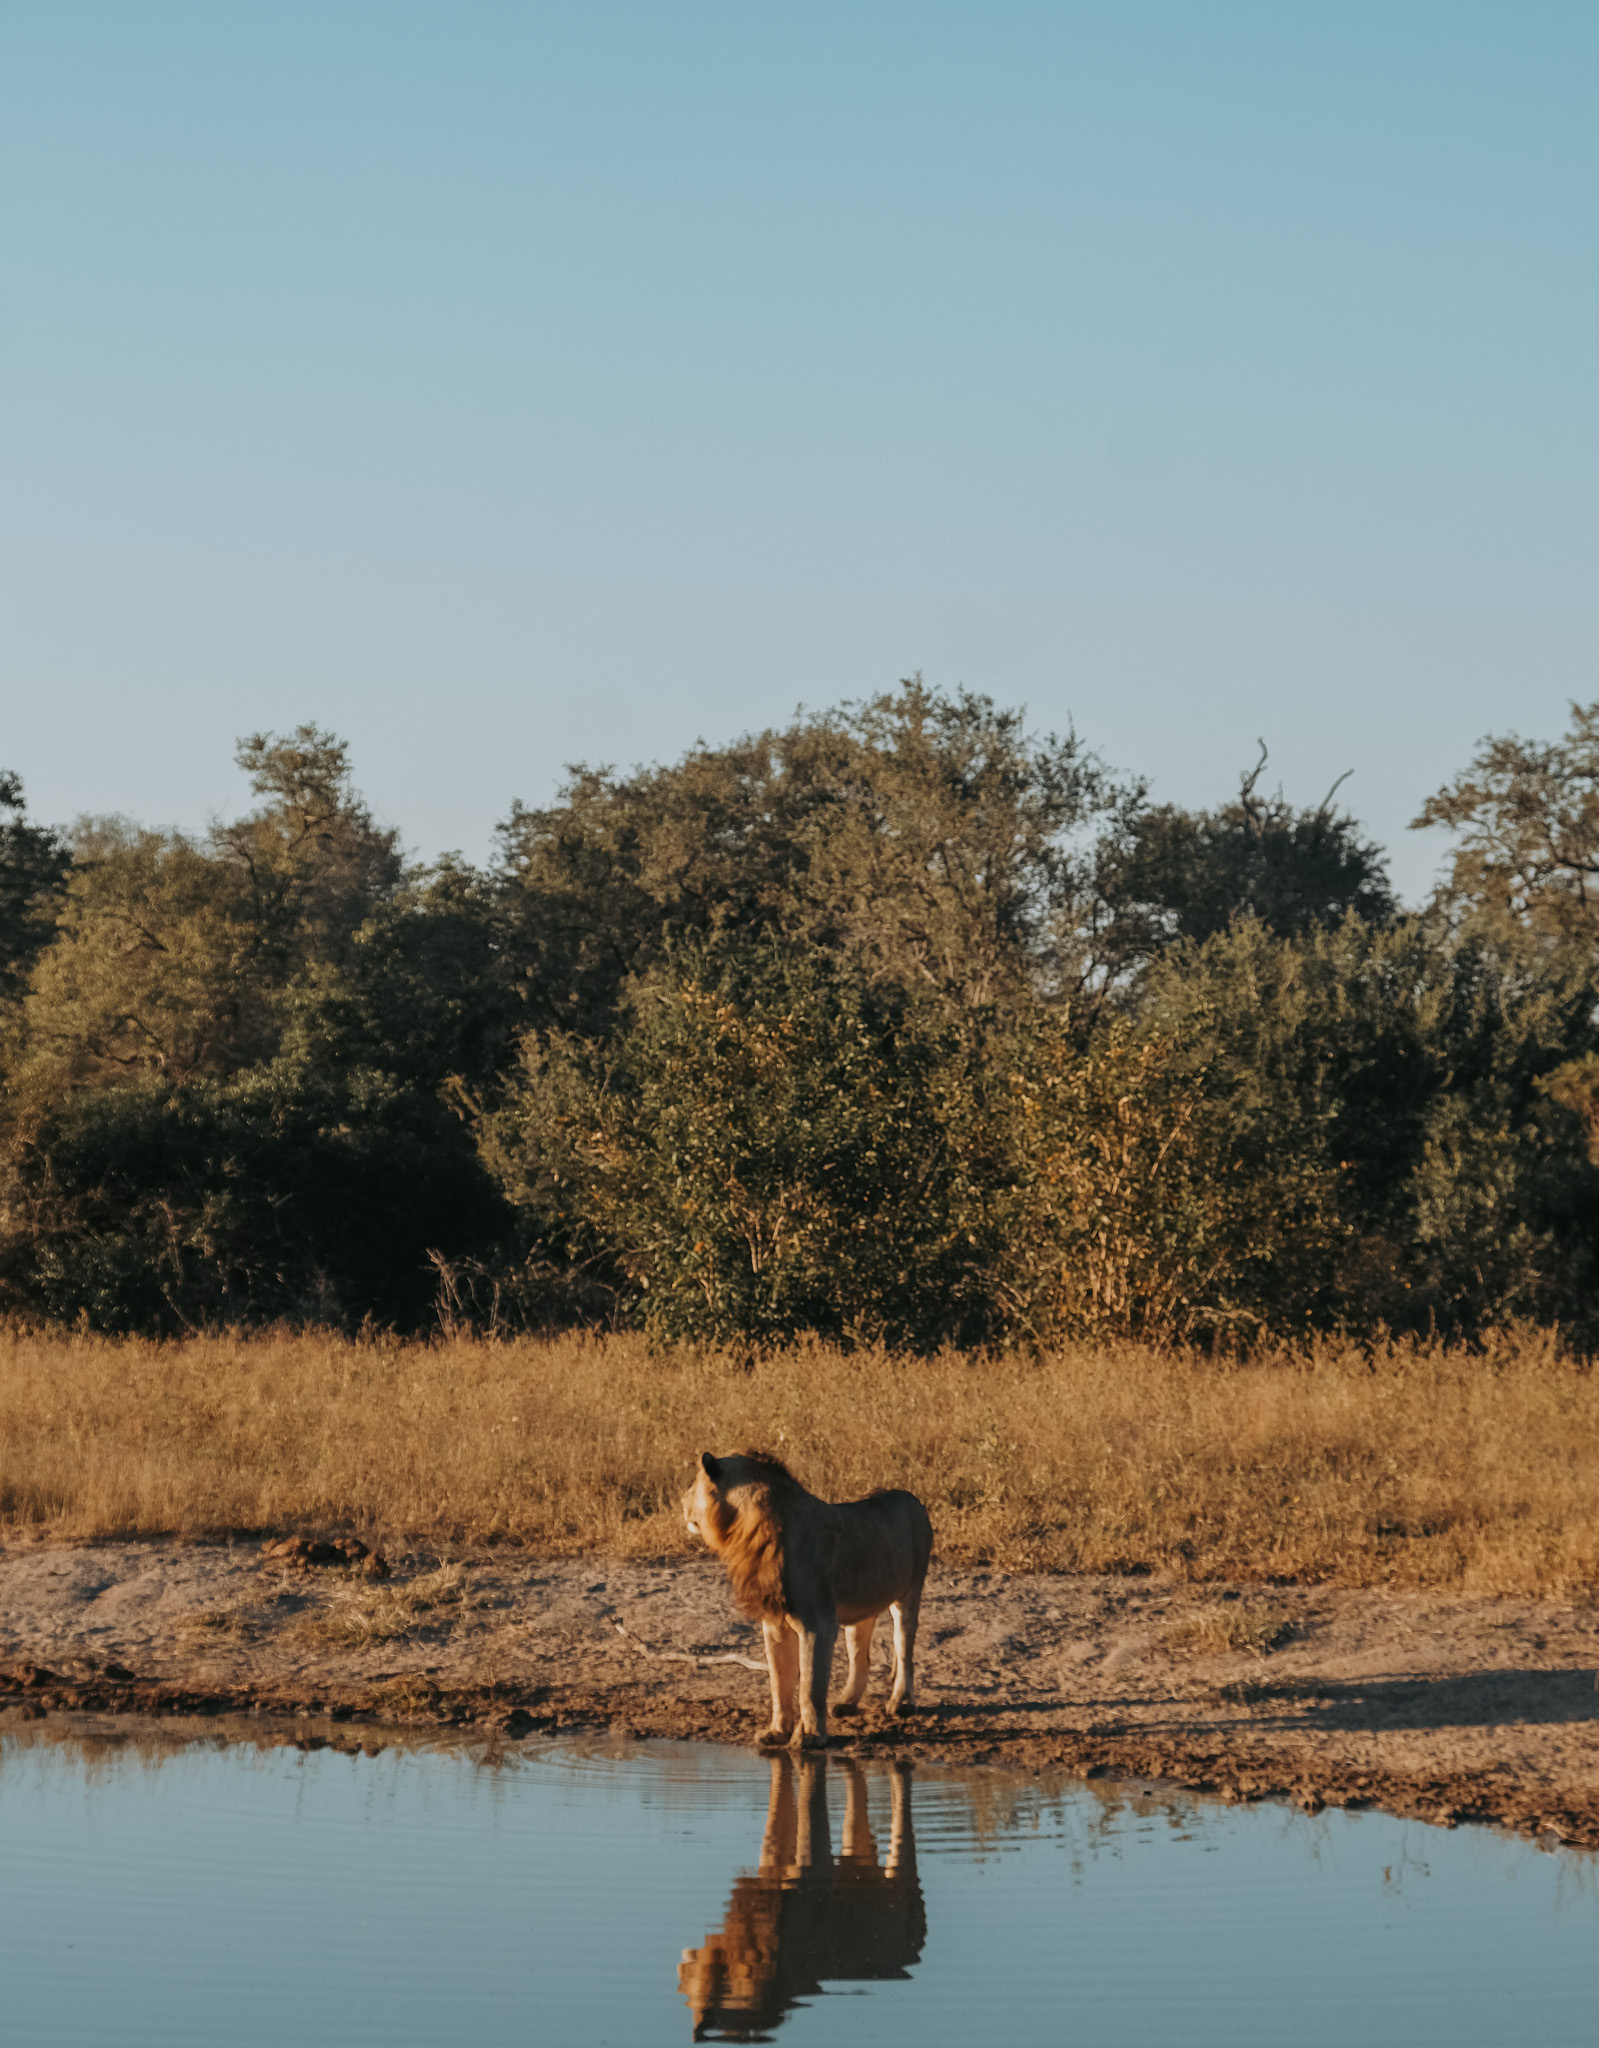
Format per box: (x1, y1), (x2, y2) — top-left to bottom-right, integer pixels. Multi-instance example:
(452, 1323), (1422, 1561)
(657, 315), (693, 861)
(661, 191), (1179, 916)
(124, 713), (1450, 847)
(0, 1715), (1592, 2046)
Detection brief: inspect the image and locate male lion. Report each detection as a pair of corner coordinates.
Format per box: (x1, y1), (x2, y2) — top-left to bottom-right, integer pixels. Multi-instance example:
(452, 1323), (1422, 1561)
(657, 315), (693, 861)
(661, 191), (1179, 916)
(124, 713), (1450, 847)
(681, 1451), (933, 1747)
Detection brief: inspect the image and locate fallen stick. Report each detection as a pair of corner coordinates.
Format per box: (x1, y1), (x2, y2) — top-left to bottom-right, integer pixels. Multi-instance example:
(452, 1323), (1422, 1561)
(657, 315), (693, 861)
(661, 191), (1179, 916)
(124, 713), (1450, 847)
(612, 1619), (766, 1673)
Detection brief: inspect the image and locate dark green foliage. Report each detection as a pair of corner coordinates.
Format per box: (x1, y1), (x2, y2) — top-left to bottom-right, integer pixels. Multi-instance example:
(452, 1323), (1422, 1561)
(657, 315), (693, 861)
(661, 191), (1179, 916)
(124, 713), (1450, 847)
(1415, 699), (1599, 937)
(5, 690), (1599, 1344)
(0, 729), (506, 1333)
(479, 943), (1011, 1347)
(1139, 913), (1599, 1332)
(279, 861), (521, 1098)
(495, 677), (1133, 1034)
(0, 772), (68, 1006)
(1100, 747), (1395, 960)
(2, 1059), (505, 1334)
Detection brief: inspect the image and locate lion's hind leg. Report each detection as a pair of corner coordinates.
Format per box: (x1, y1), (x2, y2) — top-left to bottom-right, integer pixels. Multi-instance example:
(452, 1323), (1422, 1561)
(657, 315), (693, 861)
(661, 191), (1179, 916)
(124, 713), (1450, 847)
(832, 1615), (876, 1718)
(888, 1588), (922, 1716)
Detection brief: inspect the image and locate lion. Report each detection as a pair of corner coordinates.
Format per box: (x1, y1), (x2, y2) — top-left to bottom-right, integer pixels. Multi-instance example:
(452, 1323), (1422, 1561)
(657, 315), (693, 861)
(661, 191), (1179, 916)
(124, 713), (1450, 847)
(681, 1450), (933, 1747)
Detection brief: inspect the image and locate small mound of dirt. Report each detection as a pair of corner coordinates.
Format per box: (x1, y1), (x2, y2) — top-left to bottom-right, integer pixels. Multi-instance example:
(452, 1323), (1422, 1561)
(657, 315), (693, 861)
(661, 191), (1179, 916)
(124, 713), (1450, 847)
(259, 1536), (390, 1577)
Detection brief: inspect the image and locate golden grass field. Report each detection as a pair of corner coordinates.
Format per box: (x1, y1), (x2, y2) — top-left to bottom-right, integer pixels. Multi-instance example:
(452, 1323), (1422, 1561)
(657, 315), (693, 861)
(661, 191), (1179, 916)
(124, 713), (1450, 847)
(3, 1323), (1599, 1597)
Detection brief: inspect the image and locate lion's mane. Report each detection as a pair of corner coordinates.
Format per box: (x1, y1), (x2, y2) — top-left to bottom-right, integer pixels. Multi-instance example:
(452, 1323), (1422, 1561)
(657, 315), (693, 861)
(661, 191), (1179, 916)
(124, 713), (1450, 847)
(715, 1450), (800, 1622)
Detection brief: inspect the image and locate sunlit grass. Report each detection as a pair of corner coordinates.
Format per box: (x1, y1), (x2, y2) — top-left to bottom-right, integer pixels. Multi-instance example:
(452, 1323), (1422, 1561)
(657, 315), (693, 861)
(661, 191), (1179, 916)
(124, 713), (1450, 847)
(1163, 1601), (1290, 1658)
(292, 1563), (480, 1648)
(3, 1321), (1598, 1597)
(181, 1605), (255, 1642)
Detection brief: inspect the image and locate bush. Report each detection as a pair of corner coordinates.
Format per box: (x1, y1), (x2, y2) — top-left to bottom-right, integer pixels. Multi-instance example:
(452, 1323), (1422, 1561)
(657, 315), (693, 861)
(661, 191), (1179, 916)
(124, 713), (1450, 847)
(1139, 913), (1599, 1334)
(480, 943), (1222, 1348)
(1, 1059), (506, 1333)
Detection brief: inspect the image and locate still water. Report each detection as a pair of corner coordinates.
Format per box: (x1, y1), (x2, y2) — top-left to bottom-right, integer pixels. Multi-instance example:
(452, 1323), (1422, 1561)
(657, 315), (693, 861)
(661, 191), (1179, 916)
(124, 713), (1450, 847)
(0, 1717), (1593, 2047)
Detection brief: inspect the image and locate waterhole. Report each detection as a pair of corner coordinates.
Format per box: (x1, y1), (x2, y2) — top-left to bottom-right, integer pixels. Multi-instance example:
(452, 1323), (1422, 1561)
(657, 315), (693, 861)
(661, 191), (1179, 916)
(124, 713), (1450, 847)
(0, 1715), (1591, 2046)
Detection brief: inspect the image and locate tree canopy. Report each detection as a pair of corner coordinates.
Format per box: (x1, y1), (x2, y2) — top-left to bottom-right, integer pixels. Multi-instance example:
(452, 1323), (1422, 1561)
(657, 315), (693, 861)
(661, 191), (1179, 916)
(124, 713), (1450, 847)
(1101, 744), (1394, 961)
(1415, 700), (1599, 937)
(3, 686), (1597, 1347)
(0, 772), (68, 1008)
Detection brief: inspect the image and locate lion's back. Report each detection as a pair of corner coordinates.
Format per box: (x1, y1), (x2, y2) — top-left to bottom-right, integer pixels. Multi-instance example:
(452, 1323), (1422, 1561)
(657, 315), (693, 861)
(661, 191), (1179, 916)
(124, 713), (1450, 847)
(862, 1487), (933, 1559)
(825, 1487), (933, 1610)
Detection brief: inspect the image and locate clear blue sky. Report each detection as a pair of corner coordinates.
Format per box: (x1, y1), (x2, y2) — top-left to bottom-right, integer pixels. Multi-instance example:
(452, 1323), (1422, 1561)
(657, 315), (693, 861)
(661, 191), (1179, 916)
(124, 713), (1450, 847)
(3, 3), (1594, 899)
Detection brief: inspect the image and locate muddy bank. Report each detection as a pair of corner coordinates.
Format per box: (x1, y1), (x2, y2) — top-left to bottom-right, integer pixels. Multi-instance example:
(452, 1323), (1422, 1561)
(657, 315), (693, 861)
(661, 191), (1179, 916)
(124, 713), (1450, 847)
(5, 1538), (1599, 1846)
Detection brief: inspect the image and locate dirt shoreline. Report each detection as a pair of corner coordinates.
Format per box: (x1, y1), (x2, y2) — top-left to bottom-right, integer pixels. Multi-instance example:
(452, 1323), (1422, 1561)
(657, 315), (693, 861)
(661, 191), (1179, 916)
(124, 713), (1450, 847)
(5, 1537), (1599, 1846)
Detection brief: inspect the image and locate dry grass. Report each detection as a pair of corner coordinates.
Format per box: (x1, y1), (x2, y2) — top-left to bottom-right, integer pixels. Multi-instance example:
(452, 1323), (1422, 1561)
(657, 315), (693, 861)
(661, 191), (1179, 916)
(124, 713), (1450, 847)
(4, 1322), (1599, 1597)
(181, 1604), (256, 1642)
(179, 1582), (298, 1643)
(293, 1563), (483, 1649)
(1163, 1600), (1290, 1658)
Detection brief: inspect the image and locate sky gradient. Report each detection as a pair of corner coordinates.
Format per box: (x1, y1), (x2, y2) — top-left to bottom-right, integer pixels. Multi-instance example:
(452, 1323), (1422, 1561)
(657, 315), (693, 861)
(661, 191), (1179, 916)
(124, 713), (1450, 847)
(3, 3), (1595, 899)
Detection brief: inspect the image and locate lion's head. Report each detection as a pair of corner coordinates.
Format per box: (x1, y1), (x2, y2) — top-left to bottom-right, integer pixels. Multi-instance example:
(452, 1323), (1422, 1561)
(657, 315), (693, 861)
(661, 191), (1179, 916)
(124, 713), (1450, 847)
(682, 1450), (796, 1543)
(682, 1451), (797, 1619)
(680, 1450), (725, 1545)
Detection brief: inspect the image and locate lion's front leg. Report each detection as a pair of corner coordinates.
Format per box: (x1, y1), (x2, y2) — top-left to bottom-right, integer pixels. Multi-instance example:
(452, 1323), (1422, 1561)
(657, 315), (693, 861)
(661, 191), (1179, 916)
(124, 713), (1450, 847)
(759, 1619), (799, 1746)
(796, 1619), (838, 1747)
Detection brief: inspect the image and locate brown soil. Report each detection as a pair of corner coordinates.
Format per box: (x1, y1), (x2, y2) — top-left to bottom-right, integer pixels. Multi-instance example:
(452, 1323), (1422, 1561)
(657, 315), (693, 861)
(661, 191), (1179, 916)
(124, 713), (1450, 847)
(5, 1537), (1599, 1846)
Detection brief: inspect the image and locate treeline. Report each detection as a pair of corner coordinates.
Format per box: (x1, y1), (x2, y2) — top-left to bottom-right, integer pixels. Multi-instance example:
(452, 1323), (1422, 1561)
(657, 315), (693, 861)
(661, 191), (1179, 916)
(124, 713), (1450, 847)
(3, 683), (1598, 1347)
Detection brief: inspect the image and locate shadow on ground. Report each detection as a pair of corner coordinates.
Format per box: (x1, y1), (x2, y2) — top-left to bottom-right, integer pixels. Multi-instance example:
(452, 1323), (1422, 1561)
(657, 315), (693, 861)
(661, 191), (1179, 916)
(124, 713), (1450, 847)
(1242, 1667), (1599, 1732)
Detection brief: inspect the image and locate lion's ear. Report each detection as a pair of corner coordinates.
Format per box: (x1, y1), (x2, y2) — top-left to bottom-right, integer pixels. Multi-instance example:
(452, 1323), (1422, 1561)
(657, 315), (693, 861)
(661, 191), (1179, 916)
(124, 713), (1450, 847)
(700, 1451), (722, 1485)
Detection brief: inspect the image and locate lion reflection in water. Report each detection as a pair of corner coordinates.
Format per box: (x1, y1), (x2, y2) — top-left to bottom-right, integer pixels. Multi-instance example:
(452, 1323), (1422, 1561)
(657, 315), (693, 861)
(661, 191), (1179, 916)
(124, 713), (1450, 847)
(678, 1756), (926, 2041)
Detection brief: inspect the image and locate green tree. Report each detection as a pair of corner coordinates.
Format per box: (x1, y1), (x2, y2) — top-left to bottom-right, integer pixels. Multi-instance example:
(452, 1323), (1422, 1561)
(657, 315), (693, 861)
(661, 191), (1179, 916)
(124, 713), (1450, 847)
(0, 772), (68, 1009)
(0, 729), (507, 1332)
(216, 725), (403, 972)
(495, 678), (1136, 1037)
(1137, 913), (1599, 1333)
(0, 1057), (502, 1333)
(478, 941), (1006, 1346)
(1414, 699), (1599, 937)
(477, 938), (1218, 1349)
(13, 726), (405, 1106)
(1100, 745), (1393, 964)
(279, 858), (520, 1099)
(17, 822), (270, 1097)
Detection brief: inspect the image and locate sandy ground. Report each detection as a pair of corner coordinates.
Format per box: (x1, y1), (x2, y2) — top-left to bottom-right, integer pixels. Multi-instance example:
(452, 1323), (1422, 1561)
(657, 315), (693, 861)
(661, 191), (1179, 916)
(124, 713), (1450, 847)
(5, 1537), (1599, 1844)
